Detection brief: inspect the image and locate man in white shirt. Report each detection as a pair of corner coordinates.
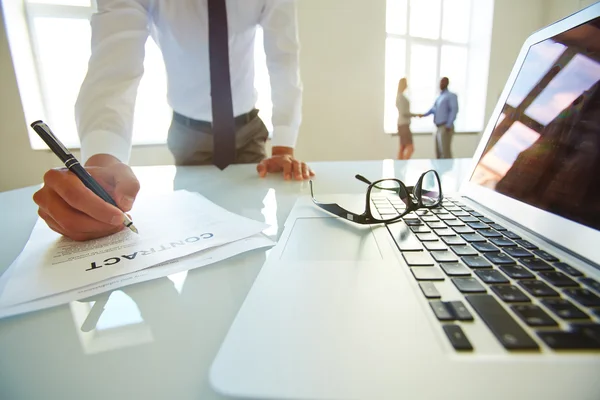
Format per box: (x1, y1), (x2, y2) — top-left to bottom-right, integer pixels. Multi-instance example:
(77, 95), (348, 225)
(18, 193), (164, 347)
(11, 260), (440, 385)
(32, 0), (313, 241)
(396, 78), (414, 160)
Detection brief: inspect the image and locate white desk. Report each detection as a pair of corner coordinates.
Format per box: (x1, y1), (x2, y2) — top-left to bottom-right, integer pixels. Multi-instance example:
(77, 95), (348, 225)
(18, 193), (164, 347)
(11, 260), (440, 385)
(0, 159), (471, 400)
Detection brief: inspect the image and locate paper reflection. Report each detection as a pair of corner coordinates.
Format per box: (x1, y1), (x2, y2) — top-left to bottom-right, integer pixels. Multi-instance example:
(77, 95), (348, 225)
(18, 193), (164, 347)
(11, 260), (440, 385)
(167, 270), (188, 294)
(69, 290), (153, 354)
(133, 165), (176, 195)
(261, 188), (278, 237)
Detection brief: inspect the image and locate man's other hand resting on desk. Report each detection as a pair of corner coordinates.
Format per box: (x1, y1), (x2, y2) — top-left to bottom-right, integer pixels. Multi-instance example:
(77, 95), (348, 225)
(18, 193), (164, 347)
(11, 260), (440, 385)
(33, 154), (140, 241)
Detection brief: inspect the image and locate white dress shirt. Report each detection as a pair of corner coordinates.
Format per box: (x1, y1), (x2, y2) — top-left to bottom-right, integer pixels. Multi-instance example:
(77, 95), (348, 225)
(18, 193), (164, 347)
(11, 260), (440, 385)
(76, 0), (302, 163)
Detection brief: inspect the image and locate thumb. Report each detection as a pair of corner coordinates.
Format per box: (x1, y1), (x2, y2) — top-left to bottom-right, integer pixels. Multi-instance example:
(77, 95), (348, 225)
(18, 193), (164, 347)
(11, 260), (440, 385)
(109, 163), (141, 212)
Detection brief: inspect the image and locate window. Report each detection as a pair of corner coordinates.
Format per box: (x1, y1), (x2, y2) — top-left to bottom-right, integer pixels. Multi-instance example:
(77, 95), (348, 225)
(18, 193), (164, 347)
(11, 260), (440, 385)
(4, 0), (272, 150)
(384, 0), (494, 134)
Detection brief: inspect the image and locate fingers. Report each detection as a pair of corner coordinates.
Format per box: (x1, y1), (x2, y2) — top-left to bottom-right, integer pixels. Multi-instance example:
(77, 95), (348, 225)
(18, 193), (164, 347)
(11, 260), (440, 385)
(41, 169), (124, 225)
(106, 163), (140, 211)
(36, 192), (124, 241)
(301, 162), (313, 179)
(256, 160), (268, 178)
(292, 160), (302, 180)
(282, 160), (292, 180)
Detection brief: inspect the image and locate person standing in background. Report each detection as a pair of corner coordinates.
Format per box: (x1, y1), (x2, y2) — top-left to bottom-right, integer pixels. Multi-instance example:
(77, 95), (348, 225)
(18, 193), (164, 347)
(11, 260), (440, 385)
(396, 78), (414, 160)
(418, 77), (458, 158)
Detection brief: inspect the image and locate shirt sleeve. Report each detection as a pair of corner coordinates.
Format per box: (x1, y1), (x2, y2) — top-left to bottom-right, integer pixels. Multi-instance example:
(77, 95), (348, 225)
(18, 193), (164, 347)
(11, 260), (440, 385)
(422, 102), (436, 117)
(446, 93), (459, 128)
(260, 0), (303, 149)
(75, 0), (151, 164)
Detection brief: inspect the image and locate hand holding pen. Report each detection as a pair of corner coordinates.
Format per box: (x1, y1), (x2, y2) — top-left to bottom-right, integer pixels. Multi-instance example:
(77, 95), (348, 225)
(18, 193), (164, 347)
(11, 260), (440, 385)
(31, 121), (140, 241)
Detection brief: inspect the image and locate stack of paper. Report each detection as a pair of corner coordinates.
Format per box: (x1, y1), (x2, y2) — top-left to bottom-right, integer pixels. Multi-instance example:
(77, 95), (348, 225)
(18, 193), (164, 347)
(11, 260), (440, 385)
(0, 190), (274, 319)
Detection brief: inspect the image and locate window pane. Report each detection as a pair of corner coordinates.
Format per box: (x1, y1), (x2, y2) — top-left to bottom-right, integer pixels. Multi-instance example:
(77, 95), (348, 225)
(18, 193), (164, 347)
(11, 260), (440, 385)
(33, 17), (91, 148)
(386, 0), (407, 35)
(441, 0), (471, 43)
(408, 44), (438, 132)
(409, 0), (441, 40)
(26, 0), (91, 6)
(384, 37), (407, 132)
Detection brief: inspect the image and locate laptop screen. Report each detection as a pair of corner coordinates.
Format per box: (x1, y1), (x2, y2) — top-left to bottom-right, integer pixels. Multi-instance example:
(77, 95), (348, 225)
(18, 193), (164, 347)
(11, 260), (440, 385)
(470, 17), (600, 231)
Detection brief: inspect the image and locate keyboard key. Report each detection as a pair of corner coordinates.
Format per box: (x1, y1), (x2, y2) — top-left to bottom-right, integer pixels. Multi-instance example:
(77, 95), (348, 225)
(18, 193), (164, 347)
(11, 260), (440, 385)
(466, 295), (539, 350)
(440, 262), (471, 276)
(422, 215), (440, 222)
(537, 331), (600, 350)
(538, 271), (579, 287)
(488, 223), (506, 231)
(410, 225), (431, 233)
(511, 304), (558, 327)
(445, 219), (465, 227)
(470, 212), (484, 217)
(503, 247), (534, 258)
(403, 252), (435, 266)
(459, 216), (479, 223)
(478, 229), (503, 238)
(475, 269), (509, 284)
(452, 277), (486, 293)
(532, 249), (559, 262)
(412, 267), (445, 281)
(461, 233), (486, 243)
(514, 239), (538, 250)
(472, 242), (500, 253)
(490, 237), (515, 247)
(387, 225), (424, 251)
(553, 262), (583, 277)
(430, 301), (454, 321)
(462, 256), (493, 269)
(431, 209), (448, 215)
(520, 258), (553, 271)
(571, 323), (600, 343)
(452, 226), (474, 234)
(419, 282), (441, 299)
(404, 218), (423, 226)
(491, 285), (530, 303)
(442, 325), (473, 351)
(441, 236), (466, 246)
(479, 217), (495, 224)
(447, 301), (474, 321)
(563, 288), (600, 307)
(466, 222), (488, 229)
(430, 251), (458, 263)
(452, 211), (471, 218)
(500, 265), (535, 279)
(434, 228), (456, 237)
(484, 253), (516, 265)
(541, 299), (589, 320)
(503, 231), (521, 240)
(416, 233), (438, 241)
(426, 221), (446, 229)
(519, 280), (560, 297)
(580, 277), (600, 293)
(423, 241), (447, 251)
(438, 214), (456, 221)
(450, 245), (478, 256)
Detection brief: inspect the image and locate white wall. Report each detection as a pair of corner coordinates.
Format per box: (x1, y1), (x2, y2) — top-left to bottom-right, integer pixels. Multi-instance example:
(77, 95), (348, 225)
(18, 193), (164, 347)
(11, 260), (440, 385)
(0, 0), (594, 191)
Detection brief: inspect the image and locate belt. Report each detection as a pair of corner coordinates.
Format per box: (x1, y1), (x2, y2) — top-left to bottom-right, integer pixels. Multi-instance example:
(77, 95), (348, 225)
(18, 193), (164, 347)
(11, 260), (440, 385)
(436, 122), (447, 127)
(173, 108), (259, 130)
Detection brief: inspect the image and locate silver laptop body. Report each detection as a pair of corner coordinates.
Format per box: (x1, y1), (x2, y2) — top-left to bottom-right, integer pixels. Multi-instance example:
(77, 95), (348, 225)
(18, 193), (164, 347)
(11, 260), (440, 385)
(210, 4), (600, 399)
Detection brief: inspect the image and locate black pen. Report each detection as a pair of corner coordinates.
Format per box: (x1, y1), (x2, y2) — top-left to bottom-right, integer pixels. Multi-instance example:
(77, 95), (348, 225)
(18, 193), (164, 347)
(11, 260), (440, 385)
(31, 120), (138, 234)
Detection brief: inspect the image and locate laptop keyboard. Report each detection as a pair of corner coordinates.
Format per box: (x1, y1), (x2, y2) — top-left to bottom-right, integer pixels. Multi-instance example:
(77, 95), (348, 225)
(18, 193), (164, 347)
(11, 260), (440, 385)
(373, 196), (600, 352)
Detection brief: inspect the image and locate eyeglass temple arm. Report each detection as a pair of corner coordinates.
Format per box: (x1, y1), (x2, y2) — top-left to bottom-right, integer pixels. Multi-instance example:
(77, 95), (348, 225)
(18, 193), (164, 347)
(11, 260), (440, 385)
(355, 174), (372, 185)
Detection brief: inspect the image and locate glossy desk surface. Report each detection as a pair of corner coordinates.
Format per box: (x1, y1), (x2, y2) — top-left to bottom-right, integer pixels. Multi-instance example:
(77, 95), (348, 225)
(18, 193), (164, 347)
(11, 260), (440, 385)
(0, 159), (471, 399)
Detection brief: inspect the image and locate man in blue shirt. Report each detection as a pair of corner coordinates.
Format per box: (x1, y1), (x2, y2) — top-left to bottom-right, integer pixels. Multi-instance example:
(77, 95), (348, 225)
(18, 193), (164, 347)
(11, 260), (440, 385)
(418, 77), (459, 158)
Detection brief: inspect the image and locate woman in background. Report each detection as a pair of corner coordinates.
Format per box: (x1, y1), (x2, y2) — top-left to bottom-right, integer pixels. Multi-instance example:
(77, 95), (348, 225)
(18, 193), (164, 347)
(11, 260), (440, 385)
(396, 77), (414, 159)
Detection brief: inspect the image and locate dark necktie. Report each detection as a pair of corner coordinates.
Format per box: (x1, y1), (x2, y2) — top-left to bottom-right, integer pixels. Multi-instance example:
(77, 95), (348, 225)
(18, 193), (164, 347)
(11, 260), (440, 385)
(208, 0), (235, 169)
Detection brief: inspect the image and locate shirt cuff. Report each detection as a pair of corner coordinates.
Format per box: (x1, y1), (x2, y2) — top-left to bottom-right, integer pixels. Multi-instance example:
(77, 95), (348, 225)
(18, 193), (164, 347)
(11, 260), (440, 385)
(80, 130), (132, 165)
(270, 125), (298, 149)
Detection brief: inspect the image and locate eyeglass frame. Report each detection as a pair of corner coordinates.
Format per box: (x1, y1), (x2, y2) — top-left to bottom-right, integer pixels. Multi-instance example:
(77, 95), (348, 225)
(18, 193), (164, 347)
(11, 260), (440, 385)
(309, 169), (443, 225)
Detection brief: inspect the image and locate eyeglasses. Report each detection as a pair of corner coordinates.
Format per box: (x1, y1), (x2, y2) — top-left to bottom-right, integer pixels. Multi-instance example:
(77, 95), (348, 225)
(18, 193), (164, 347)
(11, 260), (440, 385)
(309, 170), (443, 224)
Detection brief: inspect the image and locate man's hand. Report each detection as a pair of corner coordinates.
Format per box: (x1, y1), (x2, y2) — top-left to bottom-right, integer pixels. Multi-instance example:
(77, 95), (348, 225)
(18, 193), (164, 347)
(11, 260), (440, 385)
(256, 146), (315, 180)
(33, 154), (140, 241)
(398, 143), (414, 160)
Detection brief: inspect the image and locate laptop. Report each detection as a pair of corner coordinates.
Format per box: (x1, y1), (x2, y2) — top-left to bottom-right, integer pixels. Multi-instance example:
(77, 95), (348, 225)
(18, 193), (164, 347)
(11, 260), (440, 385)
(211, 4), (600, 399)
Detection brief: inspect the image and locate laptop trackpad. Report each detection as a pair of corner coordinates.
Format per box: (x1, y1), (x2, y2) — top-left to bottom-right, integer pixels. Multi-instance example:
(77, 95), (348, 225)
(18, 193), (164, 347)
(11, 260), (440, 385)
(280, 217), (383, 261)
